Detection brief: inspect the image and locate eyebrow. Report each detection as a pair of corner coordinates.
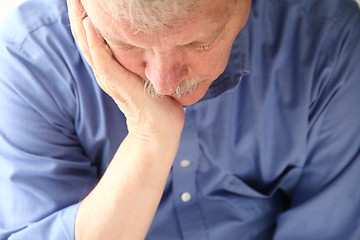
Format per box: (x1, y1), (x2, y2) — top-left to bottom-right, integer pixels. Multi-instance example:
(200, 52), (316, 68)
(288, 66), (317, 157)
(191, 24), (226, 45)
(93, 20), (227, 48)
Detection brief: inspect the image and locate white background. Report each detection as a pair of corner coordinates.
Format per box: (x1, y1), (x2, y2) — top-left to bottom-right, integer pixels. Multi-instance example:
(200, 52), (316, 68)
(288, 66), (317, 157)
(0, 0), (360, 25)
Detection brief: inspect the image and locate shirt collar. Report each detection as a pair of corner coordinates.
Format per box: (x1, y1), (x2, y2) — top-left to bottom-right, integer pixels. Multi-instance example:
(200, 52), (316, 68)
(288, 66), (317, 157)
(199, 19), (251, 102)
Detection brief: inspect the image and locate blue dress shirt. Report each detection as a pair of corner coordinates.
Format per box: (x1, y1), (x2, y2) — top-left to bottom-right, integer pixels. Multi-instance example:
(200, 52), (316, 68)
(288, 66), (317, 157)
(1, 0), (360, 239)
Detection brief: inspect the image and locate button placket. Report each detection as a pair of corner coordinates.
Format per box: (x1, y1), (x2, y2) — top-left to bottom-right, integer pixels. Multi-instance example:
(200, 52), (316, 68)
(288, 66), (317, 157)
(172, 108), (207, 239)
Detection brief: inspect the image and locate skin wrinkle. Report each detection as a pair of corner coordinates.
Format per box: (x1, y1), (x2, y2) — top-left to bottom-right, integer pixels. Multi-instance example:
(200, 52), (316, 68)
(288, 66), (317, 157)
(68, 0), (252, 238)
(143, 77), (202, 98)
(108, 0), (200, 33)
(96, 22), (227, 51)
(81, 0), (236, 45)
(81, 0), (251, 106)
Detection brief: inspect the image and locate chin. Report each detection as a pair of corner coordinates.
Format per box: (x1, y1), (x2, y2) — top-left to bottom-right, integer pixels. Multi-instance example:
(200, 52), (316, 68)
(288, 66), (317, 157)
(173, 83), (209, 106)
(173, 95), (201, 106)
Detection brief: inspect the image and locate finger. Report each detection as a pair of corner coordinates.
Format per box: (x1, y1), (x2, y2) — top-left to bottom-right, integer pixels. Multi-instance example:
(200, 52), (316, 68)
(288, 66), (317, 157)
(67, 0), (85, 42)
(82, 17), (145, 100)
(94, 71), (110, 97)
(67, 0), (93, 66)
(79, 15), (95, 68)
(72, 0), (86, 40)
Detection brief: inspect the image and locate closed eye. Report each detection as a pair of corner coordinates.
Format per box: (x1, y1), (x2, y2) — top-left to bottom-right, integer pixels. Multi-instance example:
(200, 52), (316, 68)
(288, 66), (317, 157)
(112, 43), (140, 52)
(196, 42), (214, 51)
(185, 40), (215, 52)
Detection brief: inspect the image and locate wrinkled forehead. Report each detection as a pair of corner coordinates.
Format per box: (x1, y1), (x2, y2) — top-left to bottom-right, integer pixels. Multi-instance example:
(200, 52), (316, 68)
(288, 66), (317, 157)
(82, 0), (236, 34)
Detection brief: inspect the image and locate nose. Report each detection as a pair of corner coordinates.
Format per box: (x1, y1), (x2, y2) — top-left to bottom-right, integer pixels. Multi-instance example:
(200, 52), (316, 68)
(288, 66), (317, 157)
(144, 50), (188, 95)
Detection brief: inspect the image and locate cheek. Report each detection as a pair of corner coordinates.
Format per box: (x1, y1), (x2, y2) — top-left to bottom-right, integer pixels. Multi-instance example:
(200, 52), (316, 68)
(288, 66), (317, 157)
(189, 48), (232, 78)
(110, 49), (146, 77)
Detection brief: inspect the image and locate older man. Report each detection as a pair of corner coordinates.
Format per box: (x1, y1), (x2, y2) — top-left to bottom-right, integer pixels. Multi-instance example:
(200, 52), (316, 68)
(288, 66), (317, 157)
(1, 0), (360, 239)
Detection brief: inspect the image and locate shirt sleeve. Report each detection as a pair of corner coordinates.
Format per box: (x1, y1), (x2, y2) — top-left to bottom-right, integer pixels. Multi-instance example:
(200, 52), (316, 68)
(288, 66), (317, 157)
(274, 11), (360, 240)
(0, 11), (98, 239)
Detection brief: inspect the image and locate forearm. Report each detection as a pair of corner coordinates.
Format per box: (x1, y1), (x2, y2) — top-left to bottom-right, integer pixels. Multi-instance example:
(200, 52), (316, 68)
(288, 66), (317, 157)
(68, 1), (184, 237)
(75, 135), (178, 240)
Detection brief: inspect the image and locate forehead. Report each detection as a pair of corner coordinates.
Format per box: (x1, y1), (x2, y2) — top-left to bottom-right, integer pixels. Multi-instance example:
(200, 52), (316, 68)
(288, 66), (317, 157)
(85, 0), (236, 46)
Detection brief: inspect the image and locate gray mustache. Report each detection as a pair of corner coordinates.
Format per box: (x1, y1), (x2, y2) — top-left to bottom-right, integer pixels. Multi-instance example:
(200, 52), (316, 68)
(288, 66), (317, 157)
(143, 78), (201, 98)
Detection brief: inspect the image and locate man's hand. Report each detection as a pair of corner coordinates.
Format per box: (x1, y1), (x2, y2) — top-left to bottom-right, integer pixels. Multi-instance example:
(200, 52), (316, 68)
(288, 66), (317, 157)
(67, 0), (186, 239)
(67, 0), (185, 148)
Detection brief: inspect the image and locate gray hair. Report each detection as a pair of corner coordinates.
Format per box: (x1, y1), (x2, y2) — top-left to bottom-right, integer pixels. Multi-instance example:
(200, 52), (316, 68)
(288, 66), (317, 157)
(107, 0), (202, 33)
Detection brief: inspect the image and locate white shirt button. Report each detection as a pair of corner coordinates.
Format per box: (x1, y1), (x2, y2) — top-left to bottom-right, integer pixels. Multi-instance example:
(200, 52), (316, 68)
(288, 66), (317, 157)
(180, 159), (191, 167)
(181, 192), (191, 202)
(183, 107), (187, 113)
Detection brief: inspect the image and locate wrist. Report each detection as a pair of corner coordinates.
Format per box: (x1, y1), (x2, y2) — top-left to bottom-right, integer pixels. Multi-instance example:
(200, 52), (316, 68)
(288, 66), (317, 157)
(123, 133), (181, 164)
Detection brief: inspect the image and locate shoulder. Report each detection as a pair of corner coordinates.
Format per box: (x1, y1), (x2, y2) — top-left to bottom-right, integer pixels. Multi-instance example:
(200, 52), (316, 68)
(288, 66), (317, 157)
(0, 0), (84, 125)
(240, 0), (360, 133)
(300, 0), (359, 22)
(0, 0), (70, 45)
(251, 0), (360, 34)
(0, 0), (75, 62)
(247, 0), (360, 85)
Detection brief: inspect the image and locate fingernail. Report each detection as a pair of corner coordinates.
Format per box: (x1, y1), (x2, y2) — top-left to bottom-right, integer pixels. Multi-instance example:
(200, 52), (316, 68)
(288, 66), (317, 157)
(81, 12), (88, 21)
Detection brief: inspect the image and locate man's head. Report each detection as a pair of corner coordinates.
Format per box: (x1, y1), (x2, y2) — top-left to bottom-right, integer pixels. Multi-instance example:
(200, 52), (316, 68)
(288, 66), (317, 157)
(81, 0), (251, 105)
